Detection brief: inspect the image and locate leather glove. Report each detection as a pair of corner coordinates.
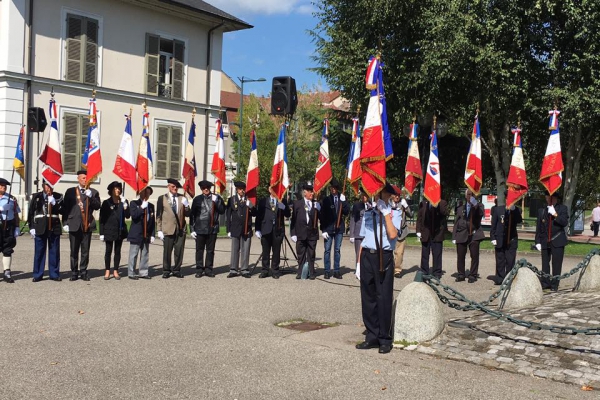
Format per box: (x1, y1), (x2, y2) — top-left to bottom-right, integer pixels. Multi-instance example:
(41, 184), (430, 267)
(349, 237), (355, 243)
(340, 194), (346, 202)
(85, 189), (92, 198)
(491, 240), (497, 246)
(548, 205), (556, 216)
(535, 243), (542, 251)
(14, 227), (20, 236)
(355, 263), (361, 280)
(322, 232), (330, 240)
(141, 201), (148, 209)
(227, 232), (231, 238)
(470, 196), (478, 206)
(48, 196), (56, 206)
(63, 225), (69, 233)
(291, 235), (297, 243)
(150, 237), (155, 244)
(191, 232), (197, 239)
(99, 235), (105, 241)
(211, 194), (217, 202)
(30, 229), (36, 238)
(182, 197), (189, 207)
(157, 231), (164, 240)
(376, 199), (390, 216)
(400, 198), (409, 208)
(314, 202), (321, 211)
(277, 201), (286, 210)
(255, 231), (262, 239)
(452, 240), (456, 244)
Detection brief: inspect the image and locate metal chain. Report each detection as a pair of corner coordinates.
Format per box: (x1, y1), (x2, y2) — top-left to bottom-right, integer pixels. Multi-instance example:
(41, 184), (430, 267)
(520, 248), (600, 281)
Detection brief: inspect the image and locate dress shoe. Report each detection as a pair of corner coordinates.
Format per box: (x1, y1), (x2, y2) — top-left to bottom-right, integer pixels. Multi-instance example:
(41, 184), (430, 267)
(468, 276), (477, 283)
(195, 272), (203, 278)
(242, 273), (251, 278)
(272, 273), (280, 279)
(455, 276), (465, 282)
(295, 274), (301, 279)
(309, 275), (316, 280)
(81, 275), (90, 281)
(162, 273), (170, 279)
(139, 275), (151, 280)
(69, 275), (79, 281)
(394, 273), (402, 278)
(333, 272), (342, 279)
(205, 271), (215, 278)
(128, 276), (139, 280)
(32, 277), (43, 282)
(355, 341), (379, 350)
(227, 272), (238, 278)
(49, 277), (62, 282)
(172, 272), (184, 278)
(324, 272), (331, 279)
(379, 344), (393, 354)
(258, 271), (269, 279)
(4, 276), (15, 283)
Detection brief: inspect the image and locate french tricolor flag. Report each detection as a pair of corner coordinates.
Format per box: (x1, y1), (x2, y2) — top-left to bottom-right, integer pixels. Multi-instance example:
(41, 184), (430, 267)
(246, 130), (259, 206)
(404, 122), (422, 195)
(182, 119), (197, 197)
(506, 126), (528, 208)
(113, 114), (137, 192)
(136, 110), (153, 194)
(464, 115), (482, 195)
(539, 109), (563, 195)
(314, 119), (333, 194)
(424, 130), (441, 206)
(39, 98), (64, 187)
(269, 124), (289, 201)
(82, 98), (102, 184)
(211, 119), (226, 194)
(346, 117), (362, 195)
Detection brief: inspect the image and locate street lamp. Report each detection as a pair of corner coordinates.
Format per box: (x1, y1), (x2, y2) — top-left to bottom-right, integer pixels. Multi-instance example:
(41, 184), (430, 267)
(237, 76), (266, 170)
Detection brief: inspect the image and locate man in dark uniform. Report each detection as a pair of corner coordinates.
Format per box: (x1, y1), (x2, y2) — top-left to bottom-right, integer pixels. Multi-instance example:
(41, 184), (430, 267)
(290, 183), (320, 280)
(255, 188), (291, 279)
(226, 181), (255, 278)
(190, 180), (225, 278)
(127, 186), (155, 279)
(452, 189), (485, 283)
(416, 197), (449, 279)
(535, 191), (568, 291)
(319, 179), (350, 279)
(355, 183), (401, 354)
(28, 180), (63, 282)
(0, 177), (20, 283)
(62, 170), (101, 281)
(490, 195), (523, 285)
(157, 178), (190, 278)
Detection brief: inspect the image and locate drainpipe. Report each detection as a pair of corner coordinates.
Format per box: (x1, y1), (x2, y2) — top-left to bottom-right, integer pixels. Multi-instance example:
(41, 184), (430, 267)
(25, 0), (34, 197)
(204, 21), (224, 179)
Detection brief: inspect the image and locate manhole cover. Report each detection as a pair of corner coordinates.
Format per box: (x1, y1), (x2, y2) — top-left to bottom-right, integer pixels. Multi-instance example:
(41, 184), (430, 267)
(276, 320), (337, 332)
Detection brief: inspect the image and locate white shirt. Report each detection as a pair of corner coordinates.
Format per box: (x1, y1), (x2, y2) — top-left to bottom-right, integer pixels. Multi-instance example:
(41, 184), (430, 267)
(593, 206), (600, 222)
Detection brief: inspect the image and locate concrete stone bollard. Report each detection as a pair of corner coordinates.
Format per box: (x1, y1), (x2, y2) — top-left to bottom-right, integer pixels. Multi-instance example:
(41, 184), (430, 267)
(394, 281), (445, 343)
(574, 254), (600, 292)
(499, 267), (543, 310)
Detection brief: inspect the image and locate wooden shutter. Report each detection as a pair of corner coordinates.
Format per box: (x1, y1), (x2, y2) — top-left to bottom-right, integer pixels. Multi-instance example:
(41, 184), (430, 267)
(65, 15), (83, 82)
(170, 126), (183, 177)
(84, 19), (98, 85)
(63, 113), (82, 174)
(156, 125), (170, 178)
(145, 33), (160, 96)
(172, 40), (185, 100)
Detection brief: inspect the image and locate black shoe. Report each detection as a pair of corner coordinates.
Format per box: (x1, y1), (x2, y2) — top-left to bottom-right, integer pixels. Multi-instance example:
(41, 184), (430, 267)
(4, 276), (14, 283)
(494, 280), (502, 286)
(468, 276), (477, 283)
(32, 277), (43, 282)
(324, 272), (331, 279)
(195, 270), (203, 278)
(49, 277), (62, 282)
(162, 273), (170, 279)
(70, 275), (79, 281)
(356, 341), (379, 350)
(296, 274), (301, 279)
(272, 273), (280, 279)
(309, 275), (316, 280)
(242, 273), (251, 278)
(455, 276), (465, 282)
(227, 272), (238, 278)
(259, 272), (269, 279)
(81, 275), (90, 281)
(394, 273), (402, 278)
(139, 275), (151, 280)
(172, 272), (184, 278)
(205, 271), (215, 278)
(333, 272), (342, 279)
(128, 276), (139, 280)
(379, 344), (393, 354)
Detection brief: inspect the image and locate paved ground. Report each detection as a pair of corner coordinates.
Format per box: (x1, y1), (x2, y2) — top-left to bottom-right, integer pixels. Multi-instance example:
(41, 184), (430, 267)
(0, 236), (597, 399)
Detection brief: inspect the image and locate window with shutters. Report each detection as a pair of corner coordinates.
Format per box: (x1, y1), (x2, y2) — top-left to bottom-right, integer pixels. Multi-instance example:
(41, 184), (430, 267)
(64, 13), (99, 85)
(145, 33), (185, 100)
(155, 123), (183, 179)
(62, 112), (89, 175)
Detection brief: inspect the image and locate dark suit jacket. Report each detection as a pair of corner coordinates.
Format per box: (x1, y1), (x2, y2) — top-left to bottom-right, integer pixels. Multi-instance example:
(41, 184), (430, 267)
(416, 200), (449, 242)
(62, 186), (101, 232)
(28, 191), (64, 235)
(99, 198), (130, 241)
(226, 195), (256, 238)
(128, 199), (155, 245)
(290, 199), (320, 241)
(191, 194), (226, 235)
(490, 206), (523, 248)
(319, 194), (350, 235)
(349, 201), (369, 239)
(535, 204), (568, 248)
(255, 196), (291, 236)
(452, 202), (485, 243)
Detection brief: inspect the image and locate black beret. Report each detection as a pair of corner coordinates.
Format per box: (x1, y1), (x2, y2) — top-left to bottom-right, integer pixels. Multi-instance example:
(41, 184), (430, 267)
(107, 181), (122, 191)
(167, 178), (182, 189)
(234, 181), (246, 189)
(303, 183), (314, 191)
(0, 178), (10, 186)
(76, 170), (87, 176)
(198, 180), (213, 189)
(330, 179), (341, 189)
(384, 182), (396, 194)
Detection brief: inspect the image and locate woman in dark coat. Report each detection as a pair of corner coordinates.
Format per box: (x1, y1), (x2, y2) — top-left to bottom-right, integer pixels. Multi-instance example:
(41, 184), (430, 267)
(100, 181), (130, 280)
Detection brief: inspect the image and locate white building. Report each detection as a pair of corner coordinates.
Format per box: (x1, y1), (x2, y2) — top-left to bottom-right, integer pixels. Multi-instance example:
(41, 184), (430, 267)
(0, 0), (250, 202)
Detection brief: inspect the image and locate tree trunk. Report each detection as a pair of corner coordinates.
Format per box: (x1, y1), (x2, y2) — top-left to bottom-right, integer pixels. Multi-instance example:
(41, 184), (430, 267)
(563, 124), (584, 223)
(483, 122), (511, 205)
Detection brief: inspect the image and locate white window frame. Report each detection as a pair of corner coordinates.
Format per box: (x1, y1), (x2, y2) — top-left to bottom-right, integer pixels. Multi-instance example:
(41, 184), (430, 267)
(59, 7), (104, 86)
(150, 118), (186, 186)
(58, 105), (102, 184)
(153, 30), (188, 101)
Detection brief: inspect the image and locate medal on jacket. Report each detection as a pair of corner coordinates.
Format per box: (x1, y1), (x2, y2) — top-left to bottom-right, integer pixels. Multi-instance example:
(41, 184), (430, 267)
(233, 199), (238, 210)
(271, 201), (276, 212)
(500, 214), (505, 224)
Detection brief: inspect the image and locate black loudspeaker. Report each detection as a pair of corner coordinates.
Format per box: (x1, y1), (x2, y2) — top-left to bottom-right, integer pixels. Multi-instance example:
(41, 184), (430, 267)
(27, 107), (48, 132)
(271, 76), (297, 116)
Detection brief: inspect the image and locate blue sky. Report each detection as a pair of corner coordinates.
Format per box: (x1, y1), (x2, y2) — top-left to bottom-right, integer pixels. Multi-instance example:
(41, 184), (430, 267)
(207, 0), (328, 95)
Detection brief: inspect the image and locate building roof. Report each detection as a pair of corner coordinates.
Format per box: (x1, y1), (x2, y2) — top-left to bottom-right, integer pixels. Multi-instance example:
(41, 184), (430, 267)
(154, 0), (252, 31)
(221, 91), (240, 110)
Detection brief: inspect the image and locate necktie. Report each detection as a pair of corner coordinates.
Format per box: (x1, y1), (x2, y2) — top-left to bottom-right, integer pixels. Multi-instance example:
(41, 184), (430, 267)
(334, 196), (338, 209)
(171, 196), (177, 214)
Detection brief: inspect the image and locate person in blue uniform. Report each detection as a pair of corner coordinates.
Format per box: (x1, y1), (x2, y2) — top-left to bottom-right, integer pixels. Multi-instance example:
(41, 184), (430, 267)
(0, 177), (21, 283)
(319, 179), (350, 279)
(355, 183), (401, 354)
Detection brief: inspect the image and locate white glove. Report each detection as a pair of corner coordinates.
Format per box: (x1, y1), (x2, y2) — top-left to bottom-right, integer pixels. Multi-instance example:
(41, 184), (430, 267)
(227, 232), (231, 238)
(246, 200), (251, 206)
(417, 232), (421, 238)
(452, 240), (456, 245)
(340, 194), (346, 202)
(491, 240), (497, 246)
(0, 205), (4, 211)
(470, 196), (478, 206)
(30, 229), (36, 238)
(291, 235), (297, 243)
(509, 205), (515, 211)
(85, 189), (92, 198)
(63, 225), (69, 233)
(182, 197), (189, 207)
(211, 194), (217, 202)
(322, 232), (330, 240)
(48, 196), (56, 206)
(158, 231), (164, 240)
(255, 231), (262, 239)
(548, 205), (556, 216)
(191, 232), (197, 239)
(14, 227), (20, 236)
(99, 235), (105, 241)
(400, 198), (409, 208)
(349, 237), (355, 243)
(314, 202), (321, 211)
(150, 237), (155, 244)
(122, 201), (128, 210)
(141, 200), (148, 209)
(376, 199), (391, 216)
(277, 201), (286, 210)
(355, 263), (361, 280)
(535, 243), (542, 251)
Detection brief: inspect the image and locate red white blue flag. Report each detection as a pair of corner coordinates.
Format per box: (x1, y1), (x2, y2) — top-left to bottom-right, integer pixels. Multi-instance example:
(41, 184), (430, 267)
(136, 109), (153, 194)
(404, 122), (422, 195)
(464, 115), (482, 195)
(113, 114), (137, 192)
(506, 126), (528, 208)
(269, 124), (289, 201)
(346, 117), (362, 195)
(539, 109), (563, 195)
(82, 98), (102, 184)
(182, 119), (197, 197)
(424, 129), (441, 206)
(211, 119), (226, 194)
(314, 119), (333, 194)
(246, 130), (259, 206)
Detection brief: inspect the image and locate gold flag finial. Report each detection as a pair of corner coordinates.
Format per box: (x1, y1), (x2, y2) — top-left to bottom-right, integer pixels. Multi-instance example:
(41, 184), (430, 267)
(192, 106), (196, 121)
(433, 114), (438, 130)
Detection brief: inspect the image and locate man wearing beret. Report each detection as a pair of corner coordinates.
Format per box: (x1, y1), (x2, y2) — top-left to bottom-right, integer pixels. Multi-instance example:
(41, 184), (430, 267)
(452, 189), (485, 283)
(290, 183), (320, 280)
(157, 178), (190, 278)
(28, 180), (64, 282)
(62, 170), (101, 281)
(416, 193), (449, 279)
(255, 188), (291, 279)
(319, 179), (350, 279)
(535, 190), (569, 291)
(490, 193), (523, 285)
(226, 181), (255, 278)
(127, 186), (155, 279)
(190, 180), (225, 278)
(0, 177), (21, 283)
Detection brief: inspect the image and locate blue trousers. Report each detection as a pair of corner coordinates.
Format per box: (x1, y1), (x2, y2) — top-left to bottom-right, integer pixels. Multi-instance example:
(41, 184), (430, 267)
(33, 232), (60, 279)
(323, 232), (343, 272)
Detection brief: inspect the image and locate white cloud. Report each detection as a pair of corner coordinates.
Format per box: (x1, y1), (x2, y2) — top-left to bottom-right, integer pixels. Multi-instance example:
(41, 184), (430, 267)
(206, 0), (312, 15)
